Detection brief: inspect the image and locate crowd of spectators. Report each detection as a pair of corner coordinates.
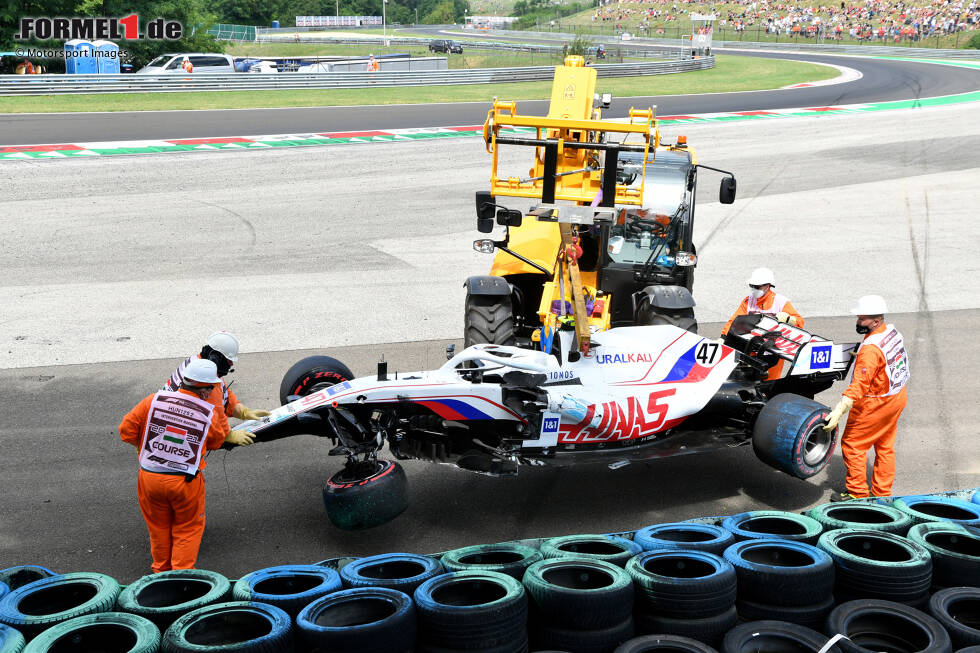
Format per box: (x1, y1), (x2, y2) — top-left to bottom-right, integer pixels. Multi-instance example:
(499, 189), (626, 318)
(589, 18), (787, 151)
(590, 0), (979, 41)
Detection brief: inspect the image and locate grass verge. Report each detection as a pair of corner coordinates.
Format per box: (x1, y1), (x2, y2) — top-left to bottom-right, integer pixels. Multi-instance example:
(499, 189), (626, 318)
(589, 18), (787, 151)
(0, 55), (838, 113)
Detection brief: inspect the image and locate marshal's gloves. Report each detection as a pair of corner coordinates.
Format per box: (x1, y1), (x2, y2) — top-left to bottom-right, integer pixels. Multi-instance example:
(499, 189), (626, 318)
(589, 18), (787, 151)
(776, 311), (799, 326)
(225, 429), (255, 446)
(233, 404), (271, 422)
(822, 396), (854, 431)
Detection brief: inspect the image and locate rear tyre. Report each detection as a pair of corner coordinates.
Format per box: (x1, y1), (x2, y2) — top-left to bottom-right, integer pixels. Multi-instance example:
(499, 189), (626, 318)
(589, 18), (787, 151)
(752, 393), (836, 479)
(279, 355), (354, 405)
(322, 460), (408, 530)
(464, 294), (516, 348)
(635, 298), (697, 333)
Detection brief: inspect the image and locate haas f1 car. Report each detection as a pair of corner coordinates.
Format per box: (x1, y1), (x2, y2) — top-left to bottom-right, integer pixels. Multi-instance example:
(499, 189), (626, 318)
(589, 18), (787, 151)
(242, 315), (857, 529)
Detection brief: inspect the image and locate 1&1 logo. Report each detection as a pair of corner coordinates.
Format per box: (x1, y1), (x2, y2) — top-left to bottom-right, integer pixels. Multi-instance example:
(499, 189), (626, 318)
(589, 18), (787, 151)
(15, 15), (183, 40)
(810, 345), (831, 369)
(542, 417), (560, 433)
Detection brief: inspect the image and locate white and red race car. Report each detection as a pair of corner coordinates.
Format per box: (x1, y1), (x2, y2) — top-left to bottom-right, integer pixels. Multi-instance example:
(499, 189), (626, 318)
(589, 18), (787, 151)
(241, 315), (856, 529)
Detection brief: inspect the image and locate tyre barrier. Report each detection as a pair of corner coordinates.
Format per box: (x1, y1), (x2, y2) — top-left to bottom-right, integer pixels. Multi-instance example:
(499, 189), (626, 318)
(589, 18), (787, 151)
(0, 624), (25, 653)
(722, 511), (824, 545)
(340, 553), (443, 595)
(523, 558), (634, 629)
(893, 496), (980, 528)
(0, 587), (6, 605)
(116, 569), (231, 630)
(907, 523), (980, 590)
(807, 502), (914, 536)
(296, 587), (415, 653)
(440, 542), (542, 580)
(232, 564), (342, 617)
(626, 551), (736, 620)
(614, 633), (719, 653)
(817, 528), (933, 605)
(540, 534), (643, 568)
(633, 523), (735, 555)
(0, 572), (120, 640)
(723, 539), (835, 629)
(414, 570), (528, 652)
(635, 606), (738, 648)
(161, 601), (291, 652)
(825, 598), (953, 653)
(22, 612), (159, 653)
(723, 620), (843, 653)
(929, 587), (980, 649)
(0, 569), (55, 593)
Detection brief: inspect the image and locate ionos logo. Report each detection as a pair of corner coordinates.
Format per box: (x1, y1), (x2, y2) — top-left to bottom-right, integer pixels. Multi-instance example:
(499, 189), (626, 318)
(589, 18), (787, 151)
(15, 15), (183, 40)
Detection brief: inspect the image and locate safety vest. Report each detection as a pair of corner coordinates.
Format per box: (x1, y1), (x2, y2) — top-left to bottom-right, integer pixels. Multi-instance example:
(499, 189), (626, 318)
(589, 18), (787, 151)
(853, 324), (909, 397)
(746, 292), (788, 317)
(139, 391), (214, 476)
(166, 357), (230, 410)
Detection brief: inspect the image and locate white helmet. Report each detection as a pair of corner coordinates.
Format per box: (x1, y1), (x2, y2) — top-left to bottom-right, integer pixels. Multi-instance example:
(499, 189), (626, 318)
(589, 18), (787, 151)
(746, 267), (775, 286)
(850, 295), (887, 316)
(183, 358), (220, 385)
(206, 331), (239, 362)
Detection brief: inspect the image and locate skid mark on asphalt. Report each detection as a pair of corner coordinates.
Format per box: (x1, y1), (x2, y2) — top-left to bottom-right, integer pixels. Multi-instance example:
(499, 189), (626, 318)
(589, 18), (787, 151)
(699, 162), (787, 250)
(192, 197), (257, 248)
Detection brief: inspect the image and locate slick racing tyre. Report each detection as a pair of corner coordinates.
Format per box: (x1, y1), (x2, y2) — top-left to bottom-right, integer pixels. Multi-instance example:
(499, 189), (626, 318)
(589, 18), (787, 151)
(323, 459), (408, 530)
(296, 587), (416, 653)
(117, 569), (230, 631)
(161, 601), (291, 653)
(23, 612), (159, 653)
(278, 355), (354, 405)
(635, 299), (697, 333)
(232, 565), (341, 618)
(0, 572), (120, 640)
(752, 393), (837, 479)
(464, 294), (516, 348)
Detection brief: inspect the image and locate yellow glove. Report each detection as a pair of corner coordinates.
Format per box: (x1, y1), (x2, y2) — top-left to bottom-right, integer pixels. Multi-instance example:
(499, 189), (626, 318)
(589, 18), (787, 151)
(776, 311), (799, 326)
(233, 404), (271, 421)
(225, 429), (255, 446)
(822, 396), (853, 431)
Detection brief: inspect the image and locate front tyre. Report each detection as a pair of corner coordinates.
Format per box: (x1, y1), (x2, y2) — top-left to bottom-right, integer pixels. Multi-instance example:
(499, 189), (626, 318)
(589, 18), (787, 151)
(323, 460), (408, 530)
(752, 393), (836, 479)
(464, 294), (516, 348)
(279, 355), (354, 405)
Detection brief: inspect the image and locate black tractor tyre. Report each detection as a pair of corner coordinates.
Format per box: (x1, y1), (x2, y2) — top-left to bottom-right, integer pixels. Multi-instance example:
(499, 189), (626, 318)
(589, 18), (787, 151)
(752, 393), (836, 479)
(635, 298), (697, 333)
(464, 294), (516, 348)
(323, 459), (408, 531)
(279, 355), (354, 405)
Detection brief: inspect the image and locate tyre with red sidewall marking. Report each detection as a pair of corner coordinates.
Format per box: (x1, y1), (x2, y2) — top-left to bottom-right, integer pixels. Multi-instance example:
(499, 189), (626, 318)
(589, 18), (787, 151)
(323, 460), (408, 530)
(278, 355), (353, 405)
(752, 393), (837, 479)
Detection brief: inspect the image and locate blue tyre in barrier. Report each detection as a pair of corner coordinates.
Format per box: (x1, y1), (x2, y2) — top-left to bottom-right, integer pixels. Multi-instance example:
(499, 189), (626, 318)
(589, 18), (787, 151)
(232, 565), (341, 618)
(0, 572), (120, 640)
(893, 496), (980, 528)
(634, 523), (734, 555)
(0, 624), (26, 653)
(0, 569), (56, 593)
(296, 587), (415, 653)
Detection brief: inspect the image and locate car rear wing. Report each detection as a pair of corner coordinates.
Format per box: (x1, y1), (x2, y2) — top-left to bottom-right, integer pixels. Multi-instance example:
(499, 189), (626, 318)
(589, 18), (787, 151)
(725, 314), (857, 378)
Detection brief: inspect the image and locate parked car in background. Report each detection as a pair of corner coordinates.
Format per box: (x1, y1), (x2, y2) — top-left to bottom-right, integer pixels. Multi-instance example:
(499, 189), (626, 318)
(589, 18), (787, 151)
(428, 39), (463, 54)
(136, 53), (236, 74)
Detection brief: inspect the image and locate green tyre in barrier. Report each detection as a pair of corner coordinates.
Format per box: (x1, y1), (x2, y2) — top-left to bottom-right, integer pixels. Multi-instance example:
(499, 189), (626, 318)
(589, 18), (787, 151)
(116, 570), (230, 631)
(806, 502), (914, 536)
(0, 572), (120, 640)
(723, 620), (842, 653)
(893, 497), (980, 527)
(825, 599), (952, 653)
(523, 558), (633, 630)
(0, 624), (25, 653)
(413, 571), (527, 652)
(22, 612), (159, 653)
(295, 587), (415, 653)
(440, 543), (542, 580)
(531, 617), (634, 653)
(161, 601), (291, 653)
(928, 588), (980, 649)
(817, 528), (932, 605)
(322, 459), (409, 531)
(539, 535), (642, 568)
(231, 565), (341, 618)
(722, 511), (824, 545)
(626, 551), (736, 620)
(906, 522), (980, 589)
(614, 634), (718, 653)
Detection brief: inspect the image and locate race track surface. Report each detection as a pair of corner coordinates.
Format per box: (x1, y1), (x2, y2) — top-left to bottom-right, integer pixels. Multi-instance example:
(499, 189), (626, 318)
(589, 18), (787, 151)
(1, 101), (978, 581)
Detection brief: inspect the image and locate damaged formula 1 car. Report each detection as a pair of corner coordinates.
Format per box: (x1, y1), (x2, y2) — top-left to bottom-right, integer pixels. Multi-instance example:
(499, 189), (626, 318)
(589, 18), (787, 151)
(240, 315), (857, 529)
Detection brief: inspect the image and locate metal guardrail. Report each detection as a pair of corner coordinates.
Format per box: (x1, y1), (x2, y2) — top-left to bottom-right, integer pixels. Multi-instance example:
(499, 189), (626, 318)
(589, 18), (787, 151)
(0, 58), (713, 95)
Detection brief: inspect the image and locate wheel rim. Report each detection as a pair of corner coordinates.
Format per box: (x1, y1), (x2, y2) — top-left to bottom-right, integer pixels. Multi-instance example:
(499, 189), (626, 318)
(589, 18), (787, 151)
(305, 380), (338, 394)
(802, 423), (833, 466)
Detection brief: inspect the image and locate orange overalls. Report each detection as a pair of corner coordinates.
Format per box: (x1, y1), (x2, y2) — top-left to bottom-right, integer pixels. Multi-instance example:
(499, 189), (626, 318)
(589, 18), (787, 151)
(120, 389), (229, 572)
(721, 290), (805, 380)
(841, 323), (910, 497)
